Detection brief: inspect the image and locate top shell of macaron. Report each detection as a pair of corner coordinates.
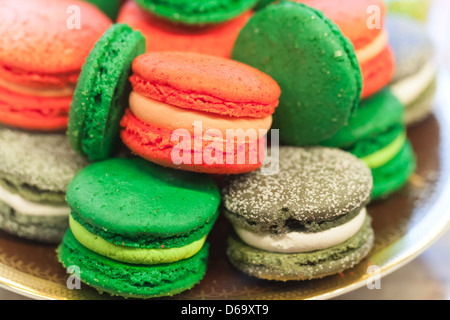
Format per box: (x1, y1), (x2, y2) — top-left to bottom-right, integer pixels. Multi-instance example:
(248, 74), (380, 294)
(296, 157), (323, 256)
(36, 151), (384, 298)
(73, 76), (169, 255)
(129, 51), (281, 118)
(0, 0), (111, 76)
(222, 146), (373, 225)
(295, 0), (386, 50)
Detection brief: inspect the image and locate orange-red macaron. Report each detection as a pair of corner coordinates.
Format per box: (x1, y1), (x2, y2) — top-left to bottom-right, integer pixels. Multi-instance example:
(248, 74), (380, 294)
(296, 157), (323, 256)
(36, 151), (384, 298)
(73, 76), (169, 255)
(117, 1), (252, 59)
(295, 0), (395, 99)
(0, 0), (111, 131)
(120, 52), (281, 174)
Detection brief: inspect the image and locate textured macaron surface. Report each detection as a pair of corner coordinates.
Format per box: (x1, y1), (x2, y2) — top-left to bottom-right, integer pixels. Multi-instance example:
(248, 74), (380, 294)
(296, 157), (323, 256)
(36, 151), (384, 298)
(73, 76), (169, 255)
(134, 0), (258, 25)
(232, 2), (362, 145)
(0, 0), (111, 80)
(66, 158), (221, 248)
(222, 147), (373, 233)
(58, 229), (209, 298)
(0, 127), (88, 204)
(68, 23), (146, 162)
(130, 51), (281, 118)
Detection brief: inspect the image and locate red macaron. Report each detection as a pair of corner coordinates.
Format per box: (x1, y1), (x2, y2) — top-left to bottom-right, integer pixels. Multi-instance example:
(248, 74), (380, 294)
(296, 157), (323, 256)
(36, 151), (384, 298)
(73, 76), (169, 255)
(120, 52), (281, 174)
(0, 0), (111, 131)
(117, 0), (252, 58)
(296, 0), (395, 99)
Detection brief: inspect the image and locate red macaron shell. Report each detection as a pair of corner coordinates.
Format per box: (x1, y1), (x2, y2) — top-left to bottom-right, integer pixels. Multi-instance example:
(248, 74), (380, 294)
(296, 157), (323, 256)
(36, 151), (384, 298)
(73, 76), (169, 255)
(120, 109), (264, 174)
(0, 0), (111, 87)
(130, 52), (281, 118)
(117, 1), (252, 59)
(0, 86), (71, 131)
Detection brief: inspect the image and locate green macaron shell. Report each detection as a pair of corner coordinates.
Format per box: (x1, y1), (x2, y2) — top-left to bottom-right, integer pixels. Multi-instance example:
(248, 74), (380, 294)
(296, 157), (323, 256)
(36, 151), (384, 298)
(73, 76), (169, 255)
(0, 127), (88, 204)
(57, 229), (209, 298)
(135, 0), (258, 25)
(227, 215), (374, 281)
(0, 200), (68, 243)
(222, 147), (372, 234)
(232, 2), (362, 146)
(84, 0), (122, 20)
(372, 141), (416, 199)
(68, 23), (146, 162)
(66, 158), (221, 249)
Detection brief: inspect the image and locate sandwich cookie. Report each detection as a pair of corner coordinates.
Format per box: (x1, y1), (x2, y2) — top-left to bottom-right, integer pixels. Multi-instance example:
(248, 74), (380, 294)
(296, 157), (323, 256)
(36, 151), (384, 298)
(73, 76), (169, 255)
(120, 51), (281, 174)
(117, 1), (252, 58)
(321, 88), (416, 200)
(57, 158), (220, 298)
(231, 2), (362, 146)
(223, 146), (374, 281)
(0, 127), (88, 243)
(83, 0), (122, 20)
(386, 14), (437, 126)
(133, 0), (258, 25)
(296, 0), (395, 100)
(0, 0), (111, 131)
(68, 23), (146, 161)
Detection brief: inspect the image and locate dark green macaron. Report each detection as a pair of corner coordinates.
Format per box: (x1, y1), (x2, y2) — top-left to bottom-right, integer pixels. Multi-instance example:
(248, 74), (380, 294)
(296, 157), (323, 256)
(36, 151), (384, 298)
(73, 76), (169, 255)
(232, 2), (362, 146)
(321, 88), (416, 200)
(58, 157), (221, 298)
(68, 23), (146, 162)
(222, 146), (374, 281)
(84, 0), (122, 20)
(134, 0), (259, 25)
(0, 127), (88, 243)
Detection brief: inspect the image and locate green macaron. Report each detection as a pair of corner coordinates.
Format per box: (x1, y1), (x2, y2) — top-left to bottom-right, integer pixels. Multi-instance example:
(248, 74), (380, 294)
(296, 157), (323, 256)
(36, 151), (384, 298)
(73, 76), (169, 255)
(321, 88), (416, 200)
(68, 23), (146, 162)
(0, 127), (88, 243)
(84, 0), (122, 20)
(231, 2), (362, 146)
(222, 146), (374, 281)
(57, 157), (221, 298)
(134, 0), (259, 25)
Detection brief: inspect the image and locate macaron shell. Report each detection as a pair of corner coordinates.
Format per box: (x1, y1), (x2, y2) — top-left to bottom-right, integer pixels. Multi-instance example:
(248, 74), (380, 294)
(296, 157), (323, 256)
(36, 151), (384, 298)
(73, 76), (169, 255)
(0, 0), (111, 75)
(130, 52), (281, 118)
(57, 229), (209, 298)
(117, 1), (252, 58)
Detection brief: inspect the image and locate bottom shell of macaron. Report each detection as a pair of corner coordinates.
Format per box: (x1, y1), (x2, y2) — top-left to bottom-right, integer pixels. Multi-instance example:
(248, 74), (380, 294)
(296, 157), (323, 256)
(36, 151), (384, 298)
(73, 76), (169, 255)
(226, 216), (375, 281)
(57, 230), (209, 299)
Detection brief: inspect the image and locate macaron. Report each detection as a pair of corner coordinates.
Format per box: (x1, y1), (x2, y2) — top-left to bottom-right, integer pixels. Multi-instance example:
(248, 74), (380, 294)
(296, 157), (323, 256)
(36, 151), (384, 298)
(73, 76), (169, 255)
(117, 1), (252, 58)
(386, 14), (437, 126)
(133, 0), (259, 25)
(296, 0), (396, 100)
(83, 0), (123, 20)
(0, 126), (88, 243)
(68, 23), (146, 162)
(0, 0), (111, 131)
(57, 157), (221, 298)
(120, 51), (281, 174)
(385, 0), (433, 22)
(231, 2), (362, 146)
(223, 146), (374, 281)
(321, 88), (416, 200)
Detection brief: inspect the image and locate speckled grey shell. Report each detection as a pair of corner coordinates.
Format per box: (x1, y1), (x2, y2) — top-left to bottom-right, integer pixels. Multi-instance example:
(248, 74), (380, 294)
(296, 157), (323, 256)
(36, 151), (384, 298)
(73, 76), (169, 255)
(222, 146), (373, 232)
(0, 127), (88, 193)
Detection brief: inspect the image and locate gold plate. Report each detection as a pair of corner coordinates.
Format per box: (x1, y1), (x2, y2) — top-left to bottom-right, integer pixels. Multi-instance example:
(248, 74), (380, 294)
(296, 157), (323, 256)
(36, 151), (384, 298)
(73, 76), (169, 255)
(1, 9), (450, 301)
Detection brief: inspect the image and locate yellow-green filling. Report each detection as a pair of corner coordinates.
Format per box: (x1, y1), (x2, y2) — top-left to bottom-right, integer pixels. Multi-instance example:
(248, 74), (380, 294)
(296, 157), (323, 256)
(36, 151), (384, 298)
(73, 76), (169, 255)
(360, 132), (406, 169)
(69, 216), (206, 265)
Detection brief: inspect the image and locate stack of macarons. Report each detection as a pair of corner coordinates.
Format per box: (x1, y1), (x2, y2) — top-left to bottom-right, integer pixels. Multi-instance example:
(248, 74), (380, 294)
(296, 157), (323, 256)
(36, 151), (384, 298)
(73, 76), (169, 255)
(0, 0), (111, 131)
(58, 157), (221, 298)
(119, 51), (281, 174)
(386, 14), (437, 126)
(223, 146), (375, 281)
(117, 0), (255, 58)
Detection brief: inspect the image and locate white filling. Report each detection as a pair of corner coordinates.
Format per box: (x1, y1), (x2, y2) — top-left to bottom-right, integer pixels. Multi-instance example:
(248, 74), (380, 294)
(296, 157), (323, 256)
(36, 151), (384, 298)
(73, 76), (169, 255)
(234, 208), (367, 253)
(0, 184), (70, 217)
(390, 60), (437, 106)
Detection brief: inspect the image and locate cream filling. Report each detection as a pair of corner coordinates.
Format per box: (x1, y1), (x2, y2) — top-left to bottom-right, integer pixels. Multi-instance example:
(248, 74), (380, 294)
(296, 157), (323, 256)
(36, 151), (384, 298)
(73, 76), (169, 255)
(234, 208), (367, 253)
(390, 60), (437, 106)
(0, 76), (74, 97)
(129, 91), (272, 139)
(0, 184), (69, 217)
(355, 30), (388, 64)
